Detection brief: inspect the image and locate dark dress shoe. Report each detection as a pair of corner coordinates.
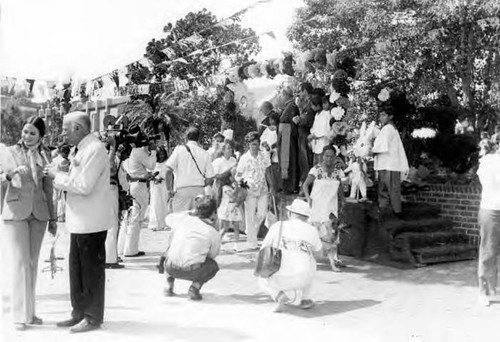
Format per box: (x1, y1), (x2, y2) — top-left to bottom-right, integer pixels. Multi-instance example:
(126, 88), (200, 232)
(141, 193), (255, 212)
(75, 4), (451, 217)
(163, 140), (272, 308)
(57, 317), (82, 327)
(188, 286), (202, 301)
(124, 251), (145, 257)
(29, 315), (43, 325)
(105, 263), (125, 269)
(69, 318), (101, 333)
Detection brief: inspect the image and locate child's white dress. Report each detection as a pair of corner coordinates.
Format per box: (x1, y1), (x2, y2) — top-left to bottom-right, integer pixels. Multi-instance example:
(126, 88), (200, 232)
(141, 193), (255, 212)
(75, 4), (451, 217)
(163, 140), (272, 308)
(148, 161), (170, 230)
(217, 185), (243, 223)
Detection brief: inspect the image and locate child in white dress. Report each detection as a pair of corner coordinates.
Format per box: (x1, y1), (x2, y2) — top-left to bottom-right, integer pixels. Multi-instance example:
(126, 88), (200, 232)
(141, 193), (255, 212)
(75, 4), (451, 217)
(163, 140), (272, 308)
(217, 176), (243, 251)
(148, 146), (170, 231)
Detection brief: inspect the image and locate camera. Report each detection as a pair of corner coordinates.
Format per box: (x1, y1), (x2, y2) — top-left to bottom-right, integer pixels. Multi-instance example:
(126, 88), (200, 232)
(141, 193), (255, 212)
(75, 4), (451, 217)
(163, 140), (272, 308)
(102, 114), (161, 160)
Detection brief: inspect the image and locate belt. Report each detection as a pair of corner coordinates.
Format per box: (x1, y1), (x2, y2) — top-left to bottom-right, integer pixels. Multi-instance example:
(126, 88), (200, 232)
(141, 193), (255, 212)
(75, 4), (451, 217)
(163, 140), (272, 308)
(129, 178), (148, 183)
(168, 262), (203, 272)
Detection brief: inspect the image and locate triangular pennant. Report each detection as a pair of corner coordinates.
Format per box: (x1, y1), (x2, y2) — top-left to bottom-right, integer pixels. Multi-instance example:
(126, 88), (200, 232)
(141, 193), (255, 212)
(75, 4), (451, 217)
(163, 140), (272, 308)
(263, 31), (276, 39)
(162, 47), (176, 59)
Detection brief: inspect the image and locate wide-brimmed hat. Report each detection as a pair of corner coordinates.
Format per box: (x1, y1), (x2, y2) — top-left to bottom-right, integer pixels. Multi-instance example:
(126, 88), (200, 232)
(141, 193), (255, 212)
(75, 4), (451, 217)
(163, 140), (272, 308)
(286, 199), (311, 217)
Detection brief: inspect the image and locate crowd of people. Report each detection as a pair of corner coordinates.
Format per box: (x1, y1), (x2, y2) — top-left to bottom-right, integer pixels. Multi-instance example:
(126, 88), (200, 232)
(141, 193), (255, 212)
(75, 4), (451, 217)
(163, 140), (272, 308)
(1, 80), (500, 332)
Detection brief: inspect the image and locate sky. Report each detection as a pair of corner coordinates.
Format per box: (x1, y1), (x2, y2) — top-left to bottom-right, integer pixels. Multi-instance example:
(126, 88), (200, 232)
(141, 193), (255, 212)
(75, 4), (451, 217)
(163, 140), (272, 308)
(0, 0), (304, 82)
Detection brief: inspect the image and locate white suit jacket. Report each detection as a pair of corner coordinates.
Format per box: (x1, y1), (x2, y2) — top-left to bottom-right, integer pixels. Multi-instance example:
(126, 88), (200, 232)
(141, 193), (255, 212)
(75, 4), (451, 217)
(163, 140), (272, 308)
(53, 133), (112, 234)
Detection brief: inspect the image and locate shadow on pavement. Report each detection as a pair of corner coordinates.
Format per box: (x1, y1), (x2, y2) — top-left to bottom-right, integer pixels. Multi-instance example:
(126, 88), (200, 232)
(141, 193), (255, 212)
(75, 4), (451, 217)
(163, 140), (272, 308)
(218, 261), (256, 271)
(103, 320), (250, 341)
(286, 299), (381, 318)
(216, 293), (272, 305)
(341, 258), (477, 287)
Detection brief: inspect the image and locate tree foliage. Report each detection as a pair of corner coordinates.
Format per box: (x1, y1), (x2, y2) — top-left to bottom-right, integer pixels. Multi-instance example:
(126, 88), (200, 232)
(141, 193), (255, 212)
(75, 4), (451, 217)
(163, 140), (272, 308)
(288, 0), (500, 132)
(125, 9), (261, 148)
(287, 0), (498, 175)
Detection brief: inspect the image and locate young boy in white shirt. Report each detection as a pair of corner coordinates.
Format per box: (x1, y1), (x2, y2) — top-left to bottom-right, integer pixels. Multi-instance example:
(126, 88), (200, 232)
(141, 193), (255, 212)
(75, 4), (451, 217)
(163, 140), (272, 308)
(371, 110), (408, 216)
(260, 113), (282, 194)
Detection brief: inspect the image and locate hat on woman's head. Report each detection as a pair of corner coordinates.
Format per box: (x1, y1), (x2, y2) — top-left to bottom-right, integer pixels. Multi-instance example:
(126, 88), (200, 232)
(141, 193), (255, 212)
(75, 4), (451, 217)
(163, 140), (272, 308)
(286, 199), (311, 217)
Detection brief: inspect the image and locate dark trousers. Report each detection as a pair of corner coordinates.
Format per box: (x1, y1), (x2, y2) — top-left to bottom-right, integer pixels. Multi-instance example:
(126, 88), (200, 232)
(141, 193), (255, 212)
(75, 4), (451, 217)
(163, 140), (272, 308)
(265, 163), (282, 195)
(69, 231), (107, 324)
(165, 257), (219, 285)
(377, 170), (402, 213)
(282, 138), (299, 193)
(298, 133), (313, 184)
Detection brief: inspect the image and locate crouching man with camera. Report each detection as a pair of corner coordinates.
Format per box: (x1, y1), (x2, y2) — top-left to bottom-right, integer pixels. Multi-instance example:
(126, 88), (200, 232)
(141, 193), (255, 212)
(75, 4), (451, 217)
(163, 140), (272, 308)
(161, 196), (220, 300)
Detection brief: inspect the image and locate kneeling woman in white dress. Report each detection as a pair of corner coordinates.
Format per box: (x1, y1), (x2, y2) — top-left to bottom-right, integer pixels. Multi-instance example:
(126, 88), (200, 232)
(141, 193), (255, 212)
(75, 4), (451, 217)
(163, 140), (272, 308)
(259, 199), (322, 312)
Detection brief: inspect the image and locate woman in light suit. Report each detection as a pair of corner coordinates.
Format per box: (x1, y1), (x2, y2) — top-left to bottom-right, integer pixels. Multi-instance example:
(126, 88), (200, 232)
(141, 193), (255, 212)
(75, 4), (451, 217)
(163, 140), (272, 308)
(0, 116), (57, 330)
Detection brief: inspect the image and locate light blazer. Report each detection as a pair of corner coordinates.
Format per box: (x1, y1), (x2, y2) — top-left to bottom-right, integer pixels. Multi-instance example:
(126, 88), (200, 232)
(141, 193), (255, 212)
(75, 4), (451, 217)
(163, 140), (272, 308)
(1, 143), (55, 221)
(53, 133), (112, 234)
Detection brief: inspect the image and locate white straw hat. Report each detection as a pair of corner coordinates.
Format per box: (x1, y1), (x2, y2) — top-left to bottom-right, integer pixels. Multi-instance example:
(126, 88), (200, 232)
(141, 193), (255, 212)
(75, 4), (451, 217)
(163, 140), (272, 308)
(286, 199), (311, 217)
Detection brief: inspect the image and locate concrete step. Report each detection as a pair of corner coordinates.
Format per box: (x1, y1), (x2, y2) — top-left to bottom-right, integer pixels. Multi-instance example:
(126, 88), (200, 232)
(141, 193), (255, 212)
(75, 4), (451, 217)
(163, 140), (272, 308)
(392, 230), (469, 250)
(384, 217), (453, 237)
(412, 243), (478, 265)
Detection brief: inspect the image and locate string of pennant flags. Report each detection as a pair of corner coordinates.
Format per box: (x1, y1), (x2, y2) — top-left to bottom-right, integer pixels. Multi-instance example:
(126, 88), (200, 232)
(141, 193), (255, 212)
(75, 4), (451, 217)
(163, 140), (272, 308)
(1, 0), (275, 100)
(90, 30), (277, 98)
(2, 0), (347, 102)
(87, 0), (274, 84)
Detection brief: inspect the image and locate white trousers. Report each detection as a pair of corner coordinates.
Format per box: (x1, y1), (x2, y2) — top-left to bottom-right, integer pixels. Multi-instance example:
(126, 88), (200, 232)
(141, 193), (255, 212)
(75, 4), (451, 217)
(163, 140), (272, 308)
(244, 192), (268, 248)
(118, 182), (149, 256)
(0, 216), (46, 323)
(105, 184), (119, 263)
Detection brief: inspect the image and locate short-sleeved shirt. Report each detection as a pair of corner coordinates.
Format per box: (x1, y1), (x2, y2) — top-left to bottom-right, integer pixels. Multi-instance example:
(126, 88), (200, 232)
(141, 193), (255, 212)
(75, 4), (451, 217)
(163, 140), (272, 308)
(165, 212), (221, 267)
(124, 147), (157, 178)
(372, 123), (409, 172)
(477, 153), (500, 210)
(308, 164), (345, 181)
(236, 150), (271, 195)
(165, 141), (215, 189)
(212, 156), (237, 175)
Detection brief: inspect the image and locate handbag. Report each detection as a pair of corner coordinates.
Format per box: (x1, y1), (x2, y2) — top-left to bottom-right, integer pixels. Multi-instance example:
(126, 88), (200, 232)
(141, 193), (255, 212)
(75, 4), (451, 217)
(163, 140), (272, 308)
(254, 214), (283, 278)
(264, 193), (278, 228)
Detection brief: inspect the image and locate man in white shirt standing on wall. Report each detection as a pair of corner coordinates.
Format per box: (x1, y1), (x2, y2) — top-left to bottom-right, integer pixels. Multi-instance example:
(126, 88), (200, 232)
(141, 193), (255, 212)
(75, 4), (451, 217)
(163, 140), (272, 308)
(46, 111), (112, 333)
(371, 105), (408, 218)
(165, 127), (215, 213)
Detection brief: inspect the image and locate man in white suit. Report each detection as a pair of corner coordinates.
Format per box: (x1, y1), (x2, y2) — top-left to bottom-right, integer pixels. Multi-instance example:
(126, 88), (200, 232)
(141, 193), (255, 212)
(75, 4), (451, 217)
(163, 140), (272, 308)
(46, 111), (112, 333)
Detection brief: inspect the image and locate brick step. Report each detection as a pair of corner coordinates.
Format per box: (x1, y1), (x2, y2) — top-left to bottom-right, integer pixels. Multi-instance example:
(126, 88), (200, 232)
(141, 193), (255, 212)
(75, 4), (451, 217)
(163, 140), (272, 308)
(392, 230), (468, 249)
(385, 217), (453, 237)
(412, 243), (478, 265)
(399, 202), (441, 219)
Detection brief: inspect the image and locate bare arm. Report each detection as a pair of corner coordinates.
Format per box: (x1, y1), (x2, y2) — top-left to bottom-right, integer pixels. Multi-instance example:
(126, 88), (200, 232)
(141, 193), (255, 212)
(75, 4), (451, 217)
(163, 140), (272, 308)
(302, 174), (316, 205)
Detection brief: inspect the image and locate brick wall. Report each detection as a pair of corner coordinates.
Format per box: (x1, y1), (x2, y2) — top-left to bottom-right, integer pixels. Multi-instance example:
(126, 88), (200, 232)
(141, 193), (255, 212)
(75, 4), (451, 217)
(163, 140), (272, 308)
(403, 184), (481, 245)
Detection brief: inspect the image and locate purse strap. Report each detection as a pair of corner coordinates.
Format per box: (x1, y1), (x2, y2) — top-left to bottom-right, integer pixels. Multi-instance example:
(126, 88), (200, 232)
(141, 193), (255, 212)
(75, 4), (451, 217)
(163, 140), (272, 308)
(184, 144), (205, 179)
(275, 198), (283, 249)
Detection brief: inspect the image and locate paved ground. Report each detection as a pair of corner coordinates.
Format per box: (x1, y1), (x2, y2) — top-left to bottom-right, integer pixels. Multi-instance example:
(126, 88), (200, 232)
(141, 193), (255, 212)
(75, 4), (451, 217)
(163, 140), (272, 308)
(1, 223), (499, 342)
